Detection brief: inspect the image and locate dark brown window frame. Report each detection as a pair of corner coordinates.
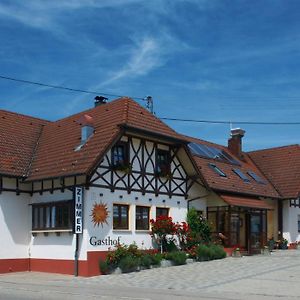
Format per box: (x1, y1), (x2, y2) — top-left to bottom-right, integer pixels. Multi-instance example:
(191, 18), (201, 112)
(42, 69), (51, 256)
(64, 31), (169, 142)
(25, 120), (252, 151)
(113, 204), (129, 230)
(156, 207), (169, 218)
(136, 205), (150, 230)
(111, 141), (129, 168)
(32, 200), (73, 231)
(156, 149), (171, 177)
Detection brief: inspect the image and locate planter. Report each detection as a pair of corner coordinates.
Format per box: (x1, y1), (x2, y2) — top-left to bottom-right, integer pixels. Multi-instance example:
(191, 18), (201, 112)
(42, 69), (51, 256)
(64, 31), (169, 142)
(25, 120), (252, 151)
(160, 259), (174, 268)
(232, 251), (242, 258)
(261, 247), (271, 255)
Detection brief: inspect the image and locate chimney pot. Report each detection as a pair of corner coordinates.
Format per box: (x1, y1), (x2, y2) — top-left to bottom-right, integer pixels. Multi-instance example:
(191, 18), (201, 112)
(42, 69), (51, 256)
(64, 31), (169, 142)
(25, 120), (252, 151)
(94, 96), (108, 107)
(228, 128), (245, 159)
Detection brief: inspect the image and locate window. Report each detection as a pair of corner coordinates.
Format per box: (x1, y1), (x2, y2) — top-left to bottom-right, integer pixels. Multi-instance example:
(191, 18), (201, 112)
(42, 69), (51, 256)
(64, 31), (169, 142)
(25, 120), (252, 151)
(156, 149), (171, 176)
(113, 204), (129, 230)
(247, 171), (265, 184)
(156, 207), (169, 218)
(136, 206), (150, 230)
(298, 215), (300, 233)
(32, 201), (73, 231)
(112, 142), (129, 167)
(233, 168), (250, 182)
(209, 163), (226, 177)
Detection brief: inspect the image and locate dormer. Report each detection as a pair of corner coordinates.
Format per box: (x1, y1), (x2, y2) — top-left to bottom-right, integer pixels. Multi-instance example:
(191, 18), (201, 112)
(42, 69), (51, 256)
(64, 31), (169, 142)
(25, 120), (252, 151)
(75, 114), (94, 151)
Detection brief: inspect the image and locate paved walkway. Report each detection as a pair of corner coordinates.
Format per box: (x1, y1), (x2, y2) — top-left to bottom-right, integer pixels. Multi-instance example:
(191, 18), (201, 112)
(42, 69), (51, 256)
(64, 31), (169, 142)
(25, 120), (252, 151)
(0, 250), (300, 299)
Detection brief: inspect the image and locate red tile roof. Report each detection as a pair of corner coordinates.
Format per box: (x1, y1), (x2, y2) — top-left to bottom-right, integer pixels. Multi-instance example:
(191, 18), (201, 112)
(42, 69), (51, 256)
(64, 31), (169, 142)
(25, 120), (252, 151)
(27, 97), (181, 181)
(0, 97), (296, 204)
(0, 110), (49, 177)
(249, 145), (300, 199)
(219, 194), (274, 210)
(183, 135), (280, 198)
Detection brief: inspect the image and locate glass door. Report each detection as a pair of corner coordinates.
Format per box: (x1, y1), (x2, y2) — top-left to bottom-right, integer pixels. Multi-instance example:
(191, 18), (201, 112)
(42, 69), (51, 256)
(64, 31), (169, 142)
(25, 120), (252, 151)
(249, 213), (261, 254)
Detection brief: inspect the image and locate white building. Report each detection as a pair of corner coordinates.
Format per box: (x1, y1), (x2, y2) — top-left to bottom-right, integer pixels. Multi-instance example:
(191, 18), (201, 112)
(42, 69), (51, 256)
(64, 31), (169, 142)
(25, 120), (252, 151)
(0, 97), (298, 277)
(0, 97), (203, 276)
(249, 145), (300, 245)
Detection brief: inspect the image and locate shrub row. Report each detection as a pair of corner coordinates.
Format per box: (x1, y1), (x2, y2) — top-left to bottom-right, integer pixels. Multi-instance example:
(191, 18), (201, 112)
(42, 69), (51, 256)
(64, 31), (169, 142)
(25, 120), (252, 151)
(195, 244), (226, 261)
(99, 243), (226, 275)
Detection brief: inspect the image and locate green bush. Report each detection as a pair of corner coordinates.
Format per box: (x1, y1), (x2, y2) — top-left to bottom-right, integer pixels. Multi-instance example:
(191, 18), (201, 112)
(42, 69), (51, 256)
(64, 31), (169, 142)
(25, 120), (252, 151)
(99, 259), (110, 275)
(164, 251), (187, 265)
(150, 253), (163, 266)
(196, 244), (226, 261)
(209, 244), (226, 260)
(196, 244), (210, 261)
(140, 254), (152, 269)
(119, 256), (139, 273)
(187, 208), (211, 245)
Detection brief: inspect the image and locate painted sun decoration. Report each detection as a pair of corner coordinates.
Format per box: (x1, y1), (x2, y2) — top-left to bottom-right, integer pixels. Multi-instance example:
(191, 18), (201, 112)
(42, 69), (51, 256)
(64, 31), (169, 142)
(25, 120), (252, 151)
(91, 202), (109, 227)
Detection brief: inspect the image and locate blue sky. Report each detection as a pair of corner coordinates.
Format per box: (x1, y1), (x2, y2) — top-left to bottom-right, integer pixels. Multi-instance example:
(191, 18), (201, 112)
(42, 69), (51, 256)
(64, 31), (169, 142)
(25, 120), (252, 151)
(0, 0), (299, 151)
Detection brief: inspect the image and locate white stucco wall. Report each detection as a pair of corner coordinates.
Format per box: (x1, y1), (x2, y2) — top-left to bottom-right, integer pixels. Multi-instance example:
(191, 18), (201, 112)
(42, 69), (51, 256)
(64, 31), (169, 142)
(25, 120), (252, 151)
(283, 199), (300, 243)
(0, 186), (30, 259)
(28, 189), (85, 260)
(85, 187), (187, 252)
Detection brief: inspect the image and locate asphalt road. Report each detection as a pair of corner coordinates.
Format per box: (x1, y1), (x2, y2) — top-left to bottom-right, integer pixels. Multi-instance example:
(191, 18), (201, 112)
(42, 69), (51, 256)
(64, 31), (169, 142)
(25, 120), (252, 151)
(1, 250), (300, 300)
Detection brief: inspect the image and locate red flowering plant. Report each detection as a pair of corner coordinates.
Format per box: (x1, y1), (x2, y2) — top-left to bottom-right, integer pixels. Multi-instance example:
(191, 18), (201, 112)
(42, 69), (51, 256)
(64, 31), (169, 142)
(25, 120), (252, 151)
(174, 221), (190, 251)
(150, 216), (177, 252)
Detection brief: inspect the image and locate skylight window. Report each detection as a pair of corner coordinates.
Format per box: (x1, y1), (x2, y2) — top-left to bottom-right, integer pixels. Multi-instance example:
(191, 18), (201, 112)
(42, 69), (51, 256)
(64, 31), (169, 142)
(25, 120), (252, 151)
(209, 163), (226, 177)
(247, 171), (265, 184)
(233, 169), (250, 182)
(188, 142), (240, 165)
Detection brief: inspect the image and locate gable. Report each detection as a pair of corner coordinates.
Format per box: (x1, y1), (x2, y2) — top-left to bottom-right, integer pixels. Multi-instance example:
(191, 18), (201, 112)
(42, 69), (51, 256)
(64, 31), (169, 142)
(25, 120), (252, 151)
(249, 145), (300, 198)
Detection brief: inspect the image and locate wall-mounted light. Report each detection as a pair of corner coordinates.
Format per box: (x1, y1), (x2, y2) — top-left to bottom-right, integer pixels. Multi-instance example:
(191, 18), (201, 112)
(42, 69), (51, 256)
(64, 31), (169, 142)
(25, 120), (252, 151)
(177, 201), (180, 205)
(99, 193), (103, 197)
(119, 195), (123, 199)
(149, 198), (152, 202)
(135, 197), (138, 201)
(162, 199), (166, 203)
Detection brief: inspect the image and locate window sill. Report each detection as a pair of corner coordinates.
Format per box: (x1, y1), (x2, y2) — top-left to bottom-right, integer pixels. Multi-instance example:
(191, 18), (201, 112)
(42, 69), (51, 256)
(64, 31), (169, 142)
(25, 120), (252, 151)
(135, 230), (151, 233)
(112, 229), (132, 233)
(31, 229), (73, 236)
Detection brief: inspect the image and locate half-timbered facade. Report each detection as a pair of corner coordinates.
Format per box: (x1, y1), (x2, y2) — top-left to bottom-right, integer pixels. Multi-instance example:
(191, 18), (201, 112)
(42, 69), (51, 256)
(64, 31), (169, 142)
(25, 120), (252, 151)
(0, 97), (299, 277)
(0, 97), (202, 276)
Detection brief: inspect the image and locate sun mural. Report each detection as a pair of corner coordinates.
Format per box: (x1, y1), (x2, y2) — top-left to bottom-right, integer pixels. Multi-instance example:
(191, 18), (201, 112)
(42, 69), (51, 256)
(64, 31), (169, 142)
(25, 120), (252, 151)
(91, 202), (109, 227)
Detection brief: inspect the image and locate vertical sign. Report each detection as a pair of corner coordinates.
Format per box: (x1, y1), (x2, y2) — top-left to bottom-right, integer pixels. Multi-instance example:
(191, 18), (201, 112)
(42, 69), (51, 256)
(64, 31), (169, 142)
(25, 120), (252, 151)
(75, 187), (83, 234)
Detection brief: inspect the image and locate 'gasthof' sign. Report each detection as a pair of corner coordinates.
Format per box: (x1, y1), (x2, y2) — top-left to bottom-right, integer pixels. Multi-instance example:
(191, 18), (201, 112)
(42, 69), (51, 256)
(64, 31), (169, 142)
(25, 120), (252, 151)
(75, 187), (83, 234)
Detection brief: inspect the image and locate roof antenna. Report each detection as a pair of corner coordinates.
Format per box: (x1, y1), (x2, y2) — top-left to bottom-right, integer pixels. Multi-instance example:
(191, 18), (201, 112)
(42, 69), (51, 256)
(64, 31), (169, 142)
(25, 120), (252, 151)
(145, 96), (154, 114)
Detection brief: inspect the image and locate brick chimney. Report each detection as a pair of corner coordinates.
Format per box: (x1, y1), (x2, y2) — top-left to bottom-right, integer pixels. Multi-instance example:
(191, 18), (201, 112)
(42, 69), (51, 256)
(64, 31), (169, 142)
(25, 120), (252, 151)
(228, 128), (245, 159)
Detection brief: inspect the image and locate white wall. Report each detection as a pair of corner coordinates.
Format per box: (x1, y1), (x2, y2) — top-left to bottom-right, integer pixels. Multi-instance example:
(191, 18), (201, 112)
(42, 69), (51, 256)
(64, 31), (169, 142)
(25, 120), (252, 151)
(283, 199), (300, 243)
(28, 189), (84, 260)
(85, 187), (187, 252)
(0, 186), (30, 259)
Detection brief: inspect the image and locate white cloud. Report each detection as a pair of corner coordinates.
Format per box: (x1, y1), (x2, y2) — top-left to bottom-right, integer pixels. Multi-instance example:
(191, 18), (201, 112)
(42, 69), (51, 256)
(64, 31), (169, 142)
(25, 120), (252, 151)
(98, 37), (162, 87)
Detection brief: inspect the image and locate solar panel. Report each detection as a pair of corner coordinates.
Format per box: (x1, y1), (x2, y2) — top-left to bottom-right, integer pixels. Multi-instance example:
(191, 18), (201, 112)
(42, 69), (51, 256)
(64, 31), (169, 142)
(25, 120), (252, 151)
(233, 169), (250, 182)
(247, 171), (265, 184)
(188, 142), (240, 165)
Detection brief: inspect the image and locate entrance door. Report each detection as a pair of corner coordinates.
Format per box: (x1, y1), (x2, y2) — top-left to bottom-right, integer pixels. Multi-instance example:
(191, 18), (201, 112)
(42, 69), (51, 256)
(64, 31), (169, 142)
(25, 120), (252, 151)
(248, 213), (262, 254)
